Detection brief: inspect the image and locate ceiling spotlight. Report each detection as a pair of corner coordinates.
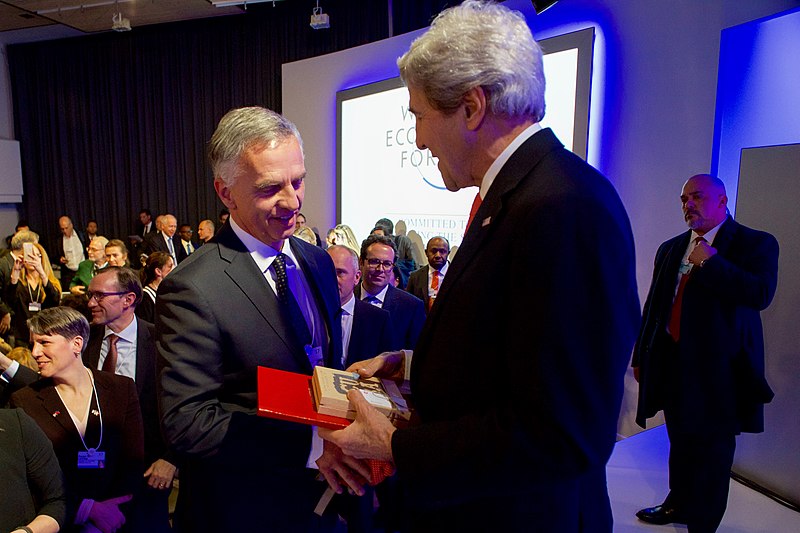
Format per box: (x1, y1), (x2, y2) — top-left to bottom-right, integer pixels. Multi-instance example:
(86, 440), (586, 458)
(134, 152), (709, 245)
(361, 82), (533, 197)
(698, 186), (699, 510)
(310, 1), (329, 30)
(111, 12), (131, 32)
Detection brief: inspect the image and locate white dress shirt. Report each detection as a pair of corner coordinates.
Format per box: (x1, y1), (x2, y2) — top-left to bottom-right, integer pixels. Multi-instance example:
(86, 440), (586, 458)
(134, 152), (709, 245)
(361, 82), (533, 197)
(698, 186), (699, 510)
(98, 318), (138, 381)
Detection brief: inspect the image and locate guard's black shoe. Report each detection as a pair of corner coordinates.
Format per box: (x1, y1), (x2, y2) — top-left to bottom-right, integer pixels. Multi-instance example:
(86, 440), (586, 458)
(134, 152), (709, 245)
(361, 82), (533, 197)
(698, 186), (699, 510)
(635, 505), (688, 525)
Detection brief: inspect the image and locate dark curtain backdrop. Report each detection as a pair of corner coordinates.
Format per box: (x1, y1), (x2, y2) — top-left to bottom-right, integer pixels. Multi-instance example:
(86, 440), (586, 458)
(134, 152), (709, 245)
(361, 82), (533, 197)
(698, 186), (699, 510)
(8, 0), (410, 257)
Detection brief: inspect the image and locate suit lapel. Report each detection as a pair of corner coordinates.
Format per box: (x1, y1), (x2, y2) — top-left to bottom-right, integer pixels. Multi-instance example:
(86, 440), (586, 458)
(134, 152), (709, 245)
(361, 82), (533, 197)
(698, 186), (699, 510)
(710, 217), (737, 257)
(39, 385), (82, 441)
(422, 129), (562, 342)
(291, 238), (341, 370)
(134, 318), (152, 397)
(84, 326), (104, 370)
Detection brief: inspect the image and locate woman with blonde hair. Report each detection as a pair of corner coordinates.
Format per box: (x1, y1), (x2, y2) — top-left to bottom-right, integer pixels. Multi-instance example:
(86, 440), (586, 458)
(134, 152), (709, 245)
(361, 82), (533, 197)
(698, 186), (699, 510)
(332, 224), (360, 255)
(293, 226), (317, 245)
(7, 346), (37, 372)
(5, 242), (61, 347)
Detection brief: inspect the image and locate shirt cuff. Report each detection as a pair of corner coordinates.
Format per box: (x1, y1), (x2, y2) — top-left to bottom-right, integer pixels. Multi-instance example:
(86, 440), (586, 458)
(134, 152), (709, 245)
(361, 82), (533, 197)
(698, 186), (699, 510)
(75, 499), (95, 525)
(401, 349), (413, 381)
(1, 359), (19, 383)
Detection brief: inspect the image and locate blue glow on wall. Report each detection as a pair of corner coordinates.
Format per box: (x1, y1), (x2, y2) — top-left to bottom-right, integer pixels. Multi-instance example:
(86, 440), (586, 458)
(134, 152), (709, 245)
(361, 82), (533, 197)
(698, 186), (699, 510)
(712, 7), (800, 209)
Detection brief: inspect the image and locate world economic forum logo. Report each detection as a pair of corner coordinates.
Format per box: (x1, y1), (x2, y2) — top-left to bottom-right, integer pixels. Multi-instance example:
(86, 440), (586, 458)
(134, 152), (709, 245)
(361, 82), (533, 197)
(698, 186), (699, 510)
(386, 112), (447, 191)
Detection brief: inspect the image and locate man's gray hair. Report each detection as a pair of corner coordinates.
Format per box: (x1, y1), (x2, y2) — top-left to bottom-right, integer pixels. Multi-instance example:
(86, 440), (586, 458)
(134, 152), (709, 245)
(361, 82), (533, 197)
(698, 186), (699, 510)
(209, 106), (304, 186)
(397, 0), (545, 121)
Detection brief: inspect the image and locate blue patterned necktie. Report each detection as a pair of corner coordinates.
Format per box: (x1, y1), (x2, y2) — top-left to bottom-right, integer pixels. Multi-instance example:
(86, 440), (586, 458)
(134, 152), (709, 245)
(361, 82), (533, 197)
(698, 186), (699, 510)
(272, 253), (312, 346)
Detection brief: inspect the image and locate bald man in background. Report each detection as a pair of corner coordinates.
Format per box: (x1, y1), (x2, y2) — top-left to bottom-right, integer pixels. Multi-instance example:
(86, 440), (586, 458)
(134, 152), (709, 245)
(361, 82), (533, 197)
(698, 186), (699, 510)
(633, 174), (779, 531)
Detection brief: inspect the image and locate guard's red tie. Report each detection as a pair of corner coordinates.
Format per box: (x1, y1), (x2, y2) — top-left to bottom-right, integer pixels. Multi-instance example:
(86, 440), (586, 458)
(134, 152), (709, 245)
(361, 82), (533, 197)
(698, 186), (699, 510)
(466, 193), (482, 231)
(669, 237), (706, 342)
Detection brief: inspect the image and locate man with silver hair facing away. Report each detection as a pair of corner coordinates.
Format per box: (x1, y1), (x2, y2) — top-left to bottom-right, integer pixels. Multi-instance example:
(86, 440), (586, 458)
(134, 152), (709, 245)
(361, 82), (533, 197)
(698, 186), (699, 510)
(321, 2), (640, 531)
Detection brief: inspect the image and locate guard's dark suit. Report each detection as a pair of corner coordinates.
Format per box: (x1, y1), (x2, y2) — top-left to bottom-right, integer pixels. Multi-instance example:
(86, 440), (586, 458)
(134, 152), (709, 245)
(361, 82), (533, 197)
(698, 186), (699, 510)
(633, 216), (778, 531)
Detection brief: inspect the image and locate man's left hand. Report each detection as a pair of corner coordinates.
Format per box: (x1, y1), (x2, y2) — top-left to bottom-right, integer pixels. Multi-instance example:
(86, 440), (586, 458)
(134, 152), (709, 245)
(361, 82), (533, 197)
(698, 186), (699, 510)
(144, 459), (177, 490)
(319, 389), (397, 462)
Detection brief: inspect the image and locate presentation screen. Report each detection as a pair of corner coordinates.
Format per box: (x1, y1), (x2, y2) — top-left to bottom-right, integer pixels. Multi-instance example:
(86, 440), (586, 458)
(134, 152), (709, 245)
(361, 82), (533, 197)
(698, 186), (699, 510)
(337, 28), (594, 250)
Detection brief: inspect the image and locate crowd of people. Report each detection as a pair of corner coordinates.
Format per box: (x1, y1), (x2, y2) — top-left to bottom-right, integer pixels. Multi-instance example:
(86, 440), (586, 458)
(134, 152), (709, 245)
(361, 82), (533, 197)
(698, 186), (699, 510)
(0, 2), (778, 533)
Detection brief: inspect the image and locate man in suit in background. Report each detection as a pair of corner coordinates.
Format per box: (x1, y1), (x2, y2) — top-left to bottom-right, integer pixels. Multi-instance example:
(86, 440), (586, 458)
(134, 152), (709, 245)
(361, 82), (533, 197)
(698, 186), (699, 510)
(632, 174), (779, 532)
(328, 245), (394, 369)
(357, 234), (425, 351)
(56, 216), (87, 289)
(174, 224), (196, 263)
(142, 214), (178, 265)
(157, 106), (366, 531)
(84, 267), (175, 532)
(321, 3), (640, 531)
(406, 236), (450, 313)
(196, 219), (215, 246)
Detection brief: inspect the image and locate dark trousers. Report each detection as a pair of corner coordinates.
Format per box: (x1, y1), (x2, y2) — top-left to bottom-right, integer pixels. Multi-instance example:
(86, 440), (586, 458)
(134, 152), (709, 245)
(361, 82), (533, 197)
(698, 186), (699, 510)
(60, 268), (77, 291)
(663, 412), (736, 533)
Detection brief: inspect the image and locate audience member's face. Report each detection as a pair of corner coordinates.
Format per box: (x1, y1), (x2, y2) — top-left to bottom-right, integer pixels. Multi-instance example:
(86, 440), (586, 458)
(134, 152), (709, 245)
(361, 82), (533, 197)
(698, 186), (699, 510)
(680, 175), (728, 234)
(59, 217), (74, 237)
(371, 228), (385, 237)
(408, 84), (474, 192)
(163, 216), (178, 238)
(87, 273), (131, 326)
(361, 243), (395, 294)
(297, 214), (307, 227)
(328, 247), (361, 306)
(215, 137), (305, 251)
(160, 258), (175, 278)
(87, 240), (106, 263)
(179, 226), (193, 241)
(105, 246), (127, 267)
(31, 332), (81, 379)
(219, 213), (229, 225)
(197, 222), (213, 241)
(86, 221), (98, 235)
(140, 212), (151, 225)
(425, 238), (450, 270)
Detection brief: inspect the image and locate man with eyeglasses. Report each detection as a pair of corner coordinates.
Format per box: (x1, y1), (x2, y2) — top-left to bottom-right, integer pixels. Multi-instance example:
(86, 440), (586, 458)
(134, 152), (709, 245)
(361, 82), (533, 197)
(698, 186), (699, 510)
(84, 267), (175, 532)
(175, 223), (197, 264)
(357, 234), (425, 351)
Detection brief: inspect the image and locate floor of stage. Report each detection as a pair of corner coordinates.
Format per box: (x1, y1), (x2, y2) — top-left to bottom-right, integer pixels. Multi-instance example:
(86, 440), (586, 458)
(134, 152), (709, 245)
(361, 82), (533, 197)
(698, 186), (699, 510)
(608, 425), (799, 532)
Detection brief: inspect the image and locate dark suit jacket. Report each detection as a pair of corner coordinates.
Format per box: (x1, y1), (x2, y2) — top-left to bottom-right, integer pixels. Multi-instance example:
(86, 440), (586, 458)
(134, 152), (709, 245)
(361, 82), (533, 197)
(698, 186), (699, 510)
(141, 231), (171, 257)
(156, 225), (342, 530)
(356, 284), (425, 351)
(633, 217), (778, 434)
(174, 237), (198, 264)
(346, 298), (395, 367)
(11, 369), (144, 523)
(405, 265), (429, 309)
(405, 264), (448, 313)
(0, 408), (66, 532)
(83, 318), (171, 465)
(0, 363), (39, 406)
(390, 128), (641, 531)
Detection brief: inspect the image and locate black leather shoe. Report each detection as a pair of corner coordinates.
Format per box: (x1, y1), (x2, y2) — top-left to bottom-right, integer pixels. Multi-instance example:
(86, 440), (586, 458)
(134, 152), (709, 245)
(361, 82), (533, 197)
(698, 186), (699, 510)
(635, 505), (687, 525)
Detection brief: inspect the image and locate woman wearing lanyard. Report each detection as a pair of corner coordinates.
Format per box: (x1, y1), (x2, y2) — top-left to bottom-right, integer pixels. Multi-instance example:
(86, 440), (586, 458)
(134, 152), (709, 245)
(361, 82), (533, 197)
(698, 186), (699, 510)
(11, 306), (144, 533)
(5, 242), (61, 348)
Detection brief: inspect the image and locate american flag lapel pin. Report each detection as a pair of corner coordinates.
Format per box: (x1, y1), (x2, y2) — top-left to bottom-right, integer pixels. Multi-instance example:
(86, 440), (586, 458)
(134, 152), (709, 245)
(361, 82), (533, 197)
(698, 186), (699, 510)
(52, 410), (60, 417)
